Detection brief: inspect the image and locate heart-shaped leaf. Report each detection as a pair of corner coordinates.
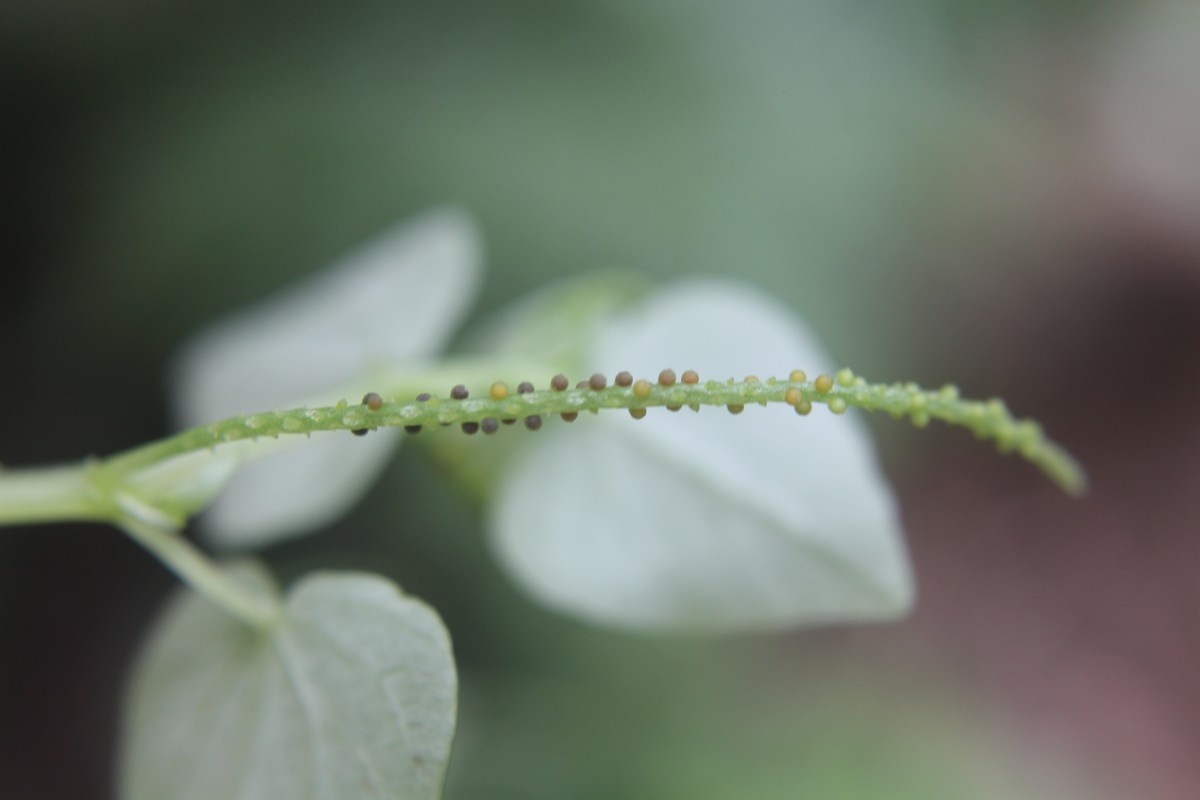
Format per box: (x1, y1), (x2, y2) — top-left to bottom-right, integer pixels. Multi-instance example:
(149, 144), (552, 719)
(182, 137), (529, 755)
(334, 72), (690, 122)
(119, 563), (457, 800)
(489, 280), (912, 631)
(171, 208), (482, 548)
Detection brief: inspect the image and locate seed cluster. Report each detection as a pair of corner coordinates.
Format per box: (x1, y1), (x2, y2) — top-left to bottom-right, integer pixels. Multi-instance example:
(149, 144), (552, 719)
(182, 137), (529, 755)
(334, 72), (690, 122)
(340, 370), (1068, 487)
(159, 366), (1085, 498)
(351, 369), (834, 438)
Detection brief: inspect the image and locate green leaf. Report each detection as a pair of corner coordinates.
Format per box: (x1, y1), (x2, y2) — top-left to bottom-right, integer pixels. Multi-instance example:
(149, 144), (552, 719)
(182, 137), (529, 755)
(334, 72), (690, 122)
(119, 563), (457, 800)
(488, 280), (912, 631)
(170, 208), (482, 549)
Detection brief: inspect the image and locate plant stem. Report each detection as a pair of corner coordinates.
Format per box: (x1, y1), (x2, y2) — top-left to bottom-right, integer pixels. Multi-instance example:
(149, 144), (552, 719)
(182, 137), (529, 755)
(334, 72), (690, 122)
(0, 461), (113, 525)
(120, 518), (279, 628)
(99, 370), (1088, 496)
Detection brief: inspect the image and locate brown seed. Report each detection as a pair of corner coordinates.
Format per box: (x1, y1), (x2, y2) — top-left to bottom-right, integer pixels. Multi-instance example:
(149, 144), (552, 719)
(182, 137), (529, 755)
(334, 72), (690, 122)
(814, 374), (834, 393)
(451, 384), (469, 400)
(407, 393), (430, 434)
(576, 380), (588, 389)
(489, 382), (509, 400)
(551, 374), (569, 391)
(524, 415), (543, 431)
(482, 418), (499, 435)
(789, 369), (807, 383)
(727, 404), (745, 415)
(589, 373), (607, 391)
(629, 408), (646, 420)
(682, 370), (699, 385)
(561, 411), (578, 423)
(633, 379), (652, 398)
(461, 421), (480, 435)
(517, 381), (535, 394)
(362, 392), (384, 411)
(615, 371), (633, 387)
(658, 368), (677, 386)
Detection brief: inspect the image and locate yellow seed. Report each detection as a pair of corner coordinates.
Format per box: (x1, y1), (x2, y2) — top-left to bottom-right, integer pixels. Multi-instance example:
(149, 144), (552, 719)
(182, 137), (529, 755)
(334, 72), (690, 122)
(829, 398), (847, 415)
(836, 368), (855, 387)
(744, 375), (760, 384)
(815, 374), (834, 393)
(785, 387), (803, 406)
(633, 379), (652, 398)
(490, 381), (509, 400)
(629, 408), (646, 420)
(789, 369), (807, 383)
(727, 404), (744, 415)
(794, 400), (813, 416)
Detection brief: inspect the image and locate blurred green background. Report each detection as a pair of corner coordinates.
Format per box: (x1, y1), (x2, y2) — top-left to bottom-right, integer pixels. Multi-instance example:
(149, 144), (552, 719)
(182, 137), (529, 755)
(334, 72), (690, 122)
(3, 1), (1198, 798)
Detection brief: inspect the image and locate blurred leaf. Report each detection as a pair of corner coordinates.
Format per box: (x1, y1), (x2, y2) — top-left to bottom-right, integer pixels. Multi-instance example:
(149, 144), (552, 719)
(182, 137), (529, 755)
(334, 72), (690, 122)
(171, 208), (481, 549)
(119, 563), (457, 800)
(488, 280), (912, 631)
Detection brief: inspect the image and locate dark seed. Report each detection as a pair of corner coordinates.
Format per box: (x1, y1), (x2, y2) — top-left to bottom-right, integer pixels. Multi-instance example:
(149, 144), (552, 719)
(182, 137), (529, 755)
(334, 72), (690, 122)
(451, 384), (469, 400)
(615, 371), (633, 387)
(551, 374), (569, 391)
(406, 393), (430, 433)
(517, 381), (535, 394)
(461, 421), (479, 435)
(502, 418), (517, 426)
(589, 373), (607, 391)
(482, 418), (499, 435)
(576, 380), (588, 389)
(363, 392), (384, 411)
(524, 415), (543, 431)
(351, 428), (368, 437)
(658, 369), (677, 386)
(561, 411), (578, 422)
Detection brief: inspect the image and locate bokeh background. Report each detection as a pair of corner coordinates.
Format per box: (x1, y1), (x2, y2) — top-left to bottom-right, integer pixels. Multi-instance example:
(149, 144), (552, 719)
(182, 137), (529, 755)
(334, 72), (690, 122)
(3, 1), (1198, 797)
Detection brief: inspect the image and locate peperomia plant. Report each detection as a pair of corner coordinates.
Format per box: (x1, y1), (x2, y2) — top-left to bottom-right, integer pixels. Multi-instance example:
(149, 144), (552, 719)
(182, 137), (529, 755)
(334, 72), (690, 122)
(0, 209), (1085, 799)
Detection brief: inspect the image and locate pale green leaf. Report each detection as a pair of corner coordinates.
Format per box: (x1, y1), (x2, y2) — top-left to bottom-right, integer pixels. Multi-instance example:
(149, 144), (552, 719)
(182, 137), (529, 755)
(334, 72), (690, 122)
(489, 280), (912, 631)
(169, 208), (482, 548)
(119, 563), (457, 800)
